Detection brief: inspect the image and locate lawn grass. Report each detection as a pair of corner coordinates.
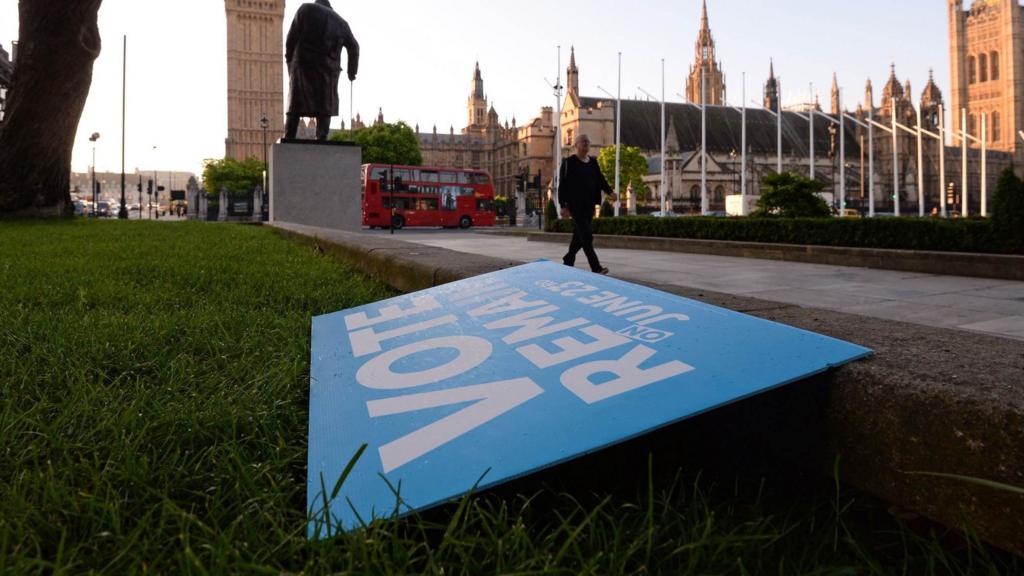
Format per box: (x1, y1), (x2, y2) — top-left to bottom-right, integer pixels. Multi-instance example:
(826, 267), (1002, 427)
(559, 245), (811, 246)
(0, 220), (1019, 574)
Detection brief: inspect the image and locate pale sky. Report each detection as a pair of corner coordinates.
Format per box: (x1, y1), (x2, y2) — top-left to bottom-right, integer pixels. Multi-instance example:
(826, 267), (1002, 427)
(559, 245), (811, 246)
(0, 0), (953, 175)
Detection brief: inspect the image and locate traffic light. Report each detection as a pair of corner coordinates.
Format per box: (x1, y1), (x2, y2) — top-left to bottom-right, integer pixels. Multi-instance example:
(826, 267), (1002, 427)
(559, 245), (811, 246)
(136, 182), (142, 194)
(515, 173), (525, 189)
(157, 185), (165, 193)
(147, 179), (153, 195)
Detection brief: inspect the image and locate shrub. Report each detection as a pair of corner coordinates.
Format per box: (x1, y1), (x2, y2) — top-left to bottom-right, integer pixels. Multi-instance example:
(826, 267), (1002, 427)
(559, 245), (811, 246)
(993, 167), (1024, 253)
(545, 198), (558, 226)
(546, 216), (1008, 254)
(754, 172), (831, 218)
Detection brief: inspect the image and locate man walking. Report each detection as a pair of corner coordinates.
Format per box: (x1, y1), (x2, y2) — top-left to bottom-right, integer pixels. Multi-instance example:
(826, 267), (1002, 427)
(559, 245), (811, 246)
(558, 134), (618, 274)
(284, 0), (360, 141)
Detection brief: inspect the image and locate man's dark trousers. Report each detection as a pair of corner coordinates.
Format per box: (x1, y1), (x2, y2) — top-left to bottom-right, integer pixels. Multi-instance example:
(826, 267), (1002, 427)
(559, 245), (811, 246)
(285, 113), (332, 140)
(563, 210), (602, 272)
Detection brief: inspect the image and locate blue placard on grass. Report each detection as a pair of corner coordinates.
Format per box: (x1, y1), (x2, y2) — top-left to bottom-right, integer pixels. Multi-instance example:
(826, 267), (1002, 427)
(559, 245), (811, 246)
(307, 260), (871, 536)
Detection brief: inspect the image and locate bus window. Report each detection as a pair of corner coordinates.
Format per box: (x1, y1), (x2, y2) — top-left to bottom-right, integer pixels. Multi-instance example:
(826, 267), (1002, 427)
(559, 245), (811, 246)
(415, 197), (439, 211)
(439, 171), (457, 184)
(419, 170), (439, 183)
(476, 199), (494, 212)
(457, 172), (471, 184)
(470, 172), (491, 185)
(457, 187), (475, 196)
(371, 167), (387, 181)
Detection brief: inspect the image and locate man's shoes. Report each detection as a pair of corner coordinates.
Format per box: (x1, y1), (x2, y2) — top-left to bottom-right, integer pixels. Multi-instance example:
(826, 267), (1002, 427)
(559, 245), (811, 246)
(595, 267), (610, 275)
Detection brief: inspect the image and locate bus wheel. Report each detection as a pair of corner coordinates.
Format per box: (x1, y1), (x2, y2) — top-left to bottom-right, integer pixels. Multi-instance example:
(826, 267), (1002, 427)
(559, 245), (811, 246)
(391, 215), (405, 230)
(459, 216), (472, 229)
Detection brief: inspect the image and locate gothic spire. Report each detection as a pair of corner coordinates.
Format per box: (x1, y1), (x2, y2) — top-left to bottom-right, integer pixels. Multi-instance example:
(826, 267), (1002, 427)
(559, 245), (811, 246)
(764, 59), (779, 112)
(831, 72), (841, 115)
(567, 45), (580, 96)
(697, 0), (713, 48)
(471, 62), (484, 99)
(921, 68), (943, 107)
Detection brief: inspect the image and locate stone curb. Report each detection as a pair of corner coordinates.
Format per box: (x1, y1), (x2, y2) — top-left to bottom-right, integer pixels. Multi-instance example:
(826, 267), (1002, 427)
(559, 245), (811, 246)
(271, 221), (1024, 556)
(525, 231), (1024, 282)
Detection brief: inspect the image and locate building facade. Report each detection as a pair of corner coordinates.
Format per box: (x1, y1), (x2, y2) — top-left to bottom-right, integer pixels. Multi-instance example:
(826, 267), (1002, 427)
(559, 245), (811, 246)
(554, 0), (1013, 216)
(415, 62), (557, 203)
(224, 0), (285, 162)
(949, 0), (1021, 162)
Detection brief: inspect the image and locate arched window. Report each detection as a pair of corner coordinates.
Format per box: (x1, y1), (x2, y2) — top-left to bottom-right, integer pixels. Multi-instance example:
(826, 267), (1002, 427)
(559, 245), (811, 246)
(713, 186), (725, 205)
(992, 111), (1001, 142)
(979, 53), (989, 82)
(991, 51), (1000, 81)
(969, 56), (977, 84)
(689, 185), (701, 200)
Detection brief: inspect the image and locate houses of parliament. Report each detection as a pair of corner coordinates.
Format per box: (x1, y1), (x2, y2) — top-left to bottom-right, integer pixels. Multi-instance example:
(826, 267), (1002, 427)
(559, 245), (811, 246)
(223, 0), (1019, 213)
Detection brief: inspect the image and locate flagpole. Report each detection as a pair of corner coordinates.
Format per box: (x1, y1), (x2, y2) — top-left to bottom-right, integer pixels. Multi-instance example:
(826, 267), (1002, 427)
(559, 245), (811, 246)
(614, 51), (622, 217)
(701, 67), (708, 214)
(893, 98), (900, 216)
(741, 72), (747, 214)
(660, 58), (666, 214)
(809, 82), (815, 180)
(961, 108), (968, 218)
(917, 105), (926, 217)
(939, 104), (947, 218)
(840, 89), (846, 213)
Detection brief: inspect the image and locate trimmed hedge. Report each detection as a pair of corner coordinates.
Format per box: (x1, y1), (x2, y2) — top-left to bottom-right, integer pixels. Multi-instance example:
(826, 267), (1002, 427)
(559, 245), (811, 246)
(546, 216), (1020, 255)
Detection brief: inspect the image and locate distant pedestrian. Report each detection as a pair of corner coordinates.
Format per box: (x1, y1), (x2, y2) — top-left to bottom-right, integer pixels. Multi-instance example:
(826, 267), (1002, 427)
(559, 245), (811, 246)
(558, 134), (617, 274)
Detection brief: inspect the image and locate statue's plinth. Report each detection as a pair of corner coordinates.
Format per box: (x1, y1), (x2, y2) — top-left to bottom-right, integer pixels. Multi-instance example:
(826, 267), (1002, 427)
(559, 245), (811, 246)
(270, 140), (362, 231)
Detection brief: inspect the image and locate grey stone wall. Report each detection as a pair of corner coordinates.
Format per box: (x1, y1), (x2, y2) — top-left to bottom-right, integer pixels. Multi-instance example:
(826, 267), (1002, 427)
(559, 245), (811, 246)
(270, 141), (362, 231)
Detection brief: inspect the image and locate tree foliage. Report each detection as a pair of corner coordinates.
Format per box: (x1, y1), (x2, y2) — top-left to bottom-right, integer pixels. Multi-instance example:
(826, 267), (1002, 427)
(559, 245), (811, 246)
(754, 172), (831, 218)
(202, 157), (266, 196)
(598, 145), (649, 200)
(331, 121), (422, 166)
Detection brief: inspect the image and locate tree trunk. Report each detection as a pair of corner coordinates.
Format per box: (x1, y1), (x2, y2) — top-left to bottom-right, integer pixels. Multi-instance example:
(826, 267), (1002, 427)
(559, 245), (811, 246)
(0, 0), (103, 218)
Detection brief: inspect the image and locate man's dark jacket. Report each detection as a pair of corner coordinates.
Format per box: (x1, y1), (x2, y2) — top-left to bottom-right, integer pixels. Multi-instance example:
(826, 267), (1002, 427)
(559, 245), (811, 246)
(558, 155), (612, 216)
(285, 0), (359, 116)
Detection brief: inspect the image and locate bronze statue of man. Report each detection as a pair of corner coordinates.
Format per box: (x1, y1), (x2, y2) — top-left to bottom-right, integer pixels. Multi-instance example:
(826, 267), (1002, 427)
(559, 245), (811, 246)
(284, 0), (359, 141)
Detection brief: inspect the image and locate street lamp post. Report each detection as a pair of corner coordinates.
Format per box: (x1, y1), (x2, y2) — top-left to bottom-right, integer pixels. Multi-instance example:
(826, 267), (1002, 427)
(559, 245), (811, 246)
(261, 114), (270, 221)
(119, 35), (128, 219)
(729, 149), (738, 202)
(152, 145), (158, 221)
(89, 133), (100, 216)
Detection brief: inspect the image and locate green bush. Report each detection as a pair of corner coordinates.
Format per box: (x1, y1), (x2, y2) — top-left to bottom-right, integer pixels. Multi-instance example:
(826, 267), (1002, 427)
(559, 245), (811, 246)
(993, 167), (1024, 252)
(754, 172), (831, 218)
(545, 198), (558, 226)
(547, 215), (1011, 254)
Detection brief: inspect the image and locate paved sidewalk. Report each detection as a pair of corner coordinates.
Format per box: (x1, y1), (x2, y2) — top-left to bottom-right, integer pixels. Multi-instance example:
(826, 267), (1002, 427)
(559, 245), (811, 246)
(382, 230), (1024, 342)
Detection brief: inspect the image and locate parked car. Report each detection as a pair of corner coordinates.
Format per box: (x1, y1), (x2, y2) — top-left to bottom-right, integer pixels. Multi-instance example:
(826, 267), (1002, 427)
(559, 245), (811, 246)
(840, 208), (862, 218)
(706, 210), (730, 218)
(90, 201), (111, 217)
(73, 200), (87, 216)
(650, 211), (681, 218)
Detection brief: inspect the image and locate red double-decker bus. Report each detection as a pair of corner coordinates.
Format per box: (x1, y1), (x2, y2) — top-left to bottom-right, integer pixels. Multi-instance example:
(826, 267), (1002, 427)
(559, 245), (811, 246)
(362, 164), (497, 230)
